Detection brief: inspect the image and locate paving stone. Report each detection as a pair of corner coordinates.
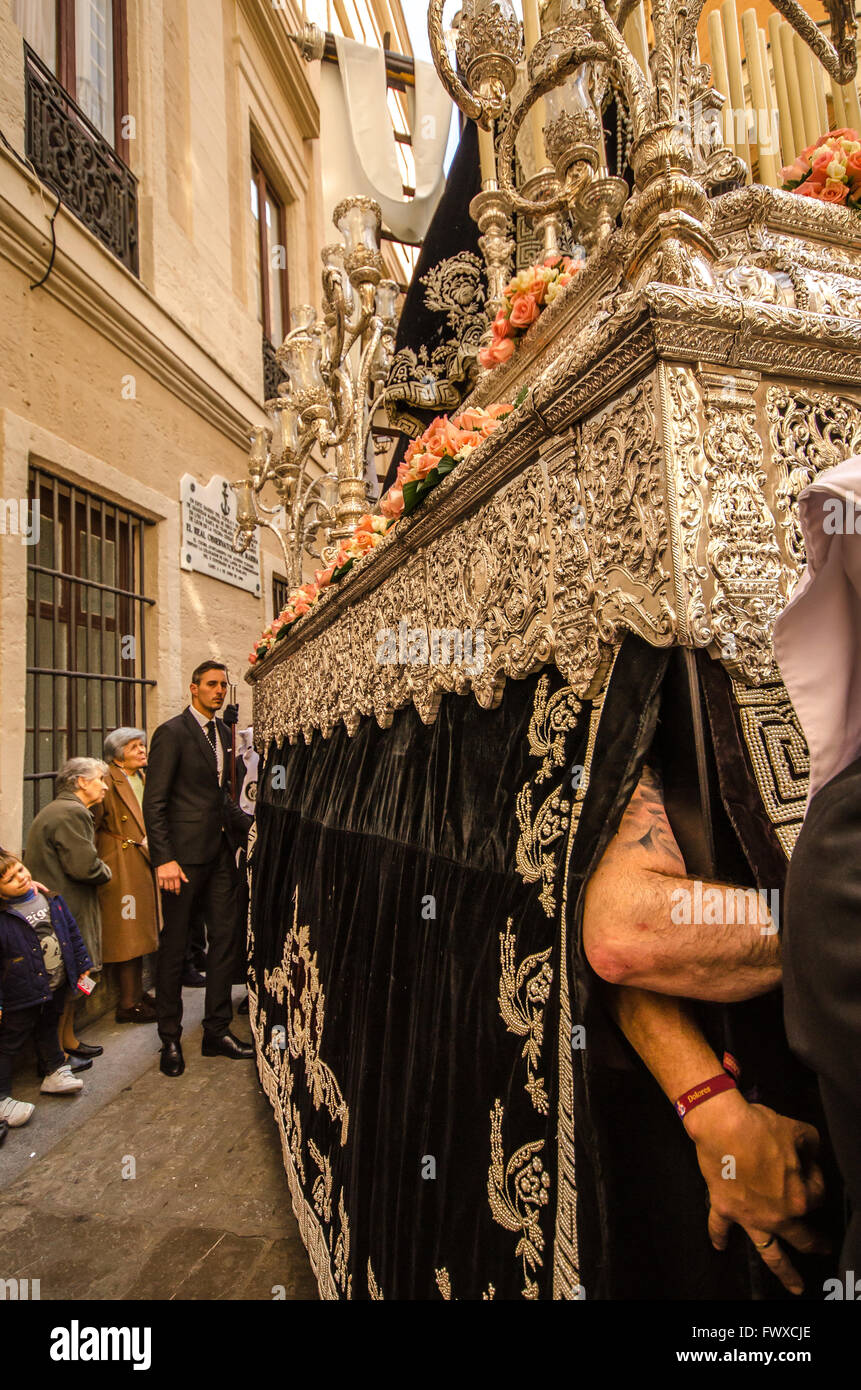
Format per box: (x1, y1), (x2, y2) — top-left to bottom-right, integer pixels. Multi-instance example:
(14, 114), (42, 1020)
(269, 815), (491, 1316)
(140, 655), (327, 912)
(0, 1003), (318, 1301)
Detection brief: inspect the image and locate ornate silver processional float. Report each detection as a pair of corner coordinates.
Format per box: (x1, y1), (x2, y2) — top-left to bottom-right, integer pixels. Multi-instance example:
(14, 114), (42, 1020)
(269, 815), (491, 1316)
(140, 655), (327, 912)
(240, 1), (861, 1300)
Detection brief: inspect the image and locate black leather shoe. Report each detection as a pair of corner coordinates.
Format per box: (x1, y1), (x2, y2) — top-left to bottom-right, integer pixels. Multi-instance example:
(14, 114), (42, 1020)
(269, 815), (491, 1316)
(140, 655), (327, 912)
(201, 1031), (254, 1060)
(66, 1041), (103, 1058)
(181, 968), (206, 988)
(159, 1040), (185, 1077)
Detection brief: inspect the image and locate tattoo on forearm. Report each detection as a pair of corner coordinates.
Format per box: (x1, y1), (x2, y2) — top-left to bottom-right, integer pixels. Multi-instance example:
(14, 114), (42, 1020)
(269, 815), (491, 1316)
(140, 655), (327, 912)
(614, 765), (687, 871)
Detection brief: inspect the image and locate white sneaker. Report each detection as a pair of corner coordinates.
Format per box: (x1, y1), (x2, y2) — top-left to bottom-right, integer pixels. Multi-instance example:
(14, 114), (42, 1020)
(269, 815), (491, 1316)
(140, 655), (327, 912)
(40, 1064), (84, 1095)
(0, 1097), (34, 1126)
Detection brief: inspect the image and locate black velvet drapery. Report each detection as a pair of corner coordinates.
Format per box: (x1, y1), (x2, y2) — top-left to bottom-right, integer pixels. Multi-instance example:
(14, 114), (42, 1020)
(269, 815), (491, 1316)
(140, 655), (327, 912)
(248, 636), (842, 1299)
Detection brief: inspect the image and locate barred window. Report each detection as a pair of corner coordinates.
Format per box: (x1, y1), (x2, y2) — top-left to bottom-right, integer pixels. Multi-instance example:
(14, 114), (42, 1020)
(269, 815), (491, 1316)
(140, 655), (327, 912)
(24, 467), (155, 829)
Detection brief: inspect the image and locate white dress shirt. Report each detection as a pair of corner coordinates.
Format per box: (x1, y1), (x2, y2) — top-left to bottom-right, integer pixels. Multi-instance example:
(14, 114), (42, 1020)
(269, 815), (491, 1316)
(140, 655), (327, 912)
(187, 703), (224, 780)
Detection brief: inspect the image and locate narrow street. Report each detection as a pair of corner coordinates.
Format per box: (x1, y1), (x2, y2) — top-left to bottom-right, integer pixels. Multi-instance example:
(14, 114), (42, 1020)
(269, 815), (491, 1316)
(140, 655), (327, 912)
(0, 989), (317, 1301)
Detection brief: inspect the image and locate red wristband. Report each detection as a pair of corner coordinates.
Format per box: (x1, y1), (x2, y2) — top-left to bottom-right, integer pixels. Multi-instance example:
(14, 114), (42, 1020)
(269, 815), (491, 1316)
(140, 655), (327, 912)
(675, 1072), (737, 1119)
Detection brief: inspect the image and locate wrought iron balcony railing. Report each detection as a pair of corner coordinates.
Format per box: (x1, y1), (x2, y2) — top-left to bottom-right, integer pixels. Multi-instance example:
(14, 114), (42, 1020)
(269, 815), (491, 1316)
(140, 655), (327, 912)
(24, 44), (139, 276)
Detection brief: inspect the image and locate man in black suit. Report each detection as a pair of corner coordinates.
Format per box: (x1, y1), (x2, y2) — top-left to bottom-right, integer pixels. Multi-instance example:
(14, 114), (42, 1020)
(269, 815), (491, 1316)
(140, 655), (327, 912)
(143, 661), (253, 1077)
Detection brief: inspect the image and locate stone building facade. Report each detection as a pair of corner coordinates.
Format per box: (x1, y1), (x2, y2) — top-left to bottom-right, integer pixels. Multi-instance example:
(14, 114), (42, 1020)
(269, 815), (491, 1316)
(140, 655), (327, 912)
(0, 0), (326, 846)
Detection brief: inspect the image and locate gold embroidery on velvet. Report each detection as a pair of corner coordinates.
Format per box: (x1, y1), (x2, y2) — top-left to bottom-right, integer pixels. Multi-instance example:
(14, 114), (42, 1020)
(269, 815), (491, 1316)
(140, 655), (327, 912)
(729, 677), (809, 859)
(248, 1005), (339, 1299)
(552, 645), (617, 1298)
(434, 1269), (495, 1300)
(527, 675), (583, 785)
(498, 917), (553, 1116)
(487, 1098), (550, 1300)
(368, 1260), (383, 1300)
(264, 886), (349, 1145)
(251, 881), (354, 1299)
(515, 783), (571, 918)
(334, 1190), (352, 1299)
(309, 1139), (333, 1225)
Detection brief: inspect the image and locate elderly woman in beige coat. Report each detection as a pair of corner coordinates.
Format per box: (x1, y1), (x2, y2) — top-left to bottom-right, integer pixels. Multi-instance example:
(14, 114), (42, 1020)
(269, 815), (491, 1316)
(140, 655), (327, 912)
(94, 729), (160, 1022)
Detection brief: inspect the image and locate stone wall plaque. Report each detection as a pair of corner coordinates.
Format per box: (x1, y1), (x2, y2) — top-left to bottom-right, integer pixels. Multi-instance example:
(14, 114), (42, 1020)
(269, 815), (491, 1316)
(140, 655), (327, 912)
(180, 473), (260, 595)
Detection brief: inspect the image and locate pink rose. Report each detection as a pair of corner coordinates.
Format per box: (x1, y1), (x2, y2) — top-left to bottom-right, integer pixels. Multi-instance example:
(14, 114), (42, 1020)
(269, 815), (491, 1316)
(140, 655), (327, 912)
(381, 486), (404, 518)
(813, 128), (859, 150)
(492, 307), (515, 339)
(508, 293), (540, 329)
(483, 335), (516, 366)
(820, 178), (849, 203)
(780, 154), (810, 184)
(846, 149), (861, 188)
(794, 176), (826, 196)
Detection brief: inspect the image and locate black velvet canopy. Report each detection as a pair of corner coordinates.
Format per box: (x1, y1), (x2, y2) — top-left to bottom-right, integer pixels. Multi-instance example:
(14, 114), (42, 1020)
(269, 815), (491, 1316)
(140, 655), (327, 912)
(247, 636), (842, 1299)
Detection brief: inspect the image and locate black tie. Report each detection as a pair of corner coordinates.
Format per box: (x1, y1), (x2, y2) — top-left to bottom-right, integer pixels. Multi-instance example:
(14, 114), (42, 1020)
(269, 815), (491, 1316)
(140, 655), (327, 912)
(205, 721), (218, 759)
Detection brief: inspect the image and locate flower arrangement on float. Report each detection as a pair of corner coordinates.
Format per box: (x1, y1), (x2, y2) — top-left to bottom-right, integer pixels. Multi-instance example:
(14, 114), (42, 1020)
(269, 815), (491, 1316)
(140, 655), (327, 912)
(249, 397), (519, 665)
(379, 400), (516, 520)
(779, 128), (861, 207)
(478, 253), (585, 368)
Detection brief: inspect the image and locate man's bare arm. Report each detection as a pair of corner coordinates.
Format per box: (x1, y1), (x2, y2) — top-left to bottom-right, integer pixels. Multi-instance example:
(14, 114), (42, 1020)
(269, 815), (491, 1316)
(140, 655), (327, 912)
(583, 766), (781, 1000)
(607, 983), (826, 1294)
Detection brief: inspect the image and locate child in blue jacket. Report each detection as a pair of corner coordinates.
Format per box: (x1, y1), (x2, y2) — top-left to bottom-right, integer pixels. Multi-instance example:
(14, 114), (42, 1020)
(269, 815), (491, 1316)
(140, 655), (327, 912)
(0, 851), (93, 1133)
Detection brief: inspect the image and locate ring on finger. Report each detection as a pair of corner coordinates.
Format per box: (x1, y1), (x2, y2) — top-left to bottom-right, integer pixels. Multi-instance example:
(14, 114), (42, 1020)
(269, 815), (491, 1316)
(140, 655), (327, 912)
(754, 1235), (776, 1250)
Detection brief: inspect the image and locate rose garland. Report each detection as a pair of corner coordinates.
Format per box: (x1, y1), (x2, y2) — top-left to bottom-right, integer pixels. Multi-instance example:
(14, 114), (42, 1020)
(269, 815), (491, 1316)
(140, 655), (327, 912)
(248, 514), (394, 665)
(379, 400), (515, 521)
(780, 127), (861, 207)
(249, 398), (517, 665)
(478, 252), (584, 368)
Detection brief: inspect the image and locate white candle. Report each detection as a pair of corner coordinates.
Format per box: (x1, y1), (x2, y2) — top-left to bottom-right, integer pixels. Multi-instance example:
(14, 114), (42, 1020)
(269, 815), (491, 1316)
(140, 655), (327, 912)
(720, 0), (752, 178)
(522, 0), (548, 172)
(841, 78), (861, 136)
(742, 11), (778, 186)
(794, 32), (821, 149)
(477, 121), (496, 186)
(707, 12), (735, 152)
(768, 13), (796, 164)
(811, 50), (829, 136)
(831, 77), (848, 130)
(780, 22), (808, 158)
(759, 27), (781, 171)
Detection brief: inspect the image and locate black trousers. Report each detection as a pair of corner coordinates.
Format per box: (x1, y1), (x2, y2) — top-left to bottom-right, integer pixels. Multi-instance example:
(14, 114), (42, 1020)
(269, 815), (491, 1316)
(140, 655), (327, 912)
(0, 986), (67, 1097)
(820, 1078), (861, 1275)
(156, 840), (239, 1042)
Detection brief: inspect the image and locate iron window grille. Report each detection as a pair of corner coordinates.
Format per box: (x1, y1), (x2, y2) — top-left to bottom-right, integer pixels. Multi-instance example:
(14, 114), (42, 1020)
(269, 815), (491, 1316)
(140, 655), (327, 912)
(24, 466), (155, 829)
(272, 572), (291, 618)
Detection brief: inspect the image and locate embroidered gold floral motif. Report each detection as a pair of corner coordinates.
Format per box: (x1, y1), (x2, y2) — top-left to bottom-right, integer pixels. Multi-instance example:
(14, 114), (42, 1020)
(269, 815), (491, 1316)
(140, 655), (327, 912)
(264, 887), (349, 1145)
(527, 675), (583, 785)
(434, 1268), (495, 1300)
(498, 918), (553, 1115)
(309, 1139), (333, 1225)
(515, 783), (571, 918)
(368, 1260), (383, 1300)
(333, 1190), (352, 1299)
(487, 1099), (550, 1300)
